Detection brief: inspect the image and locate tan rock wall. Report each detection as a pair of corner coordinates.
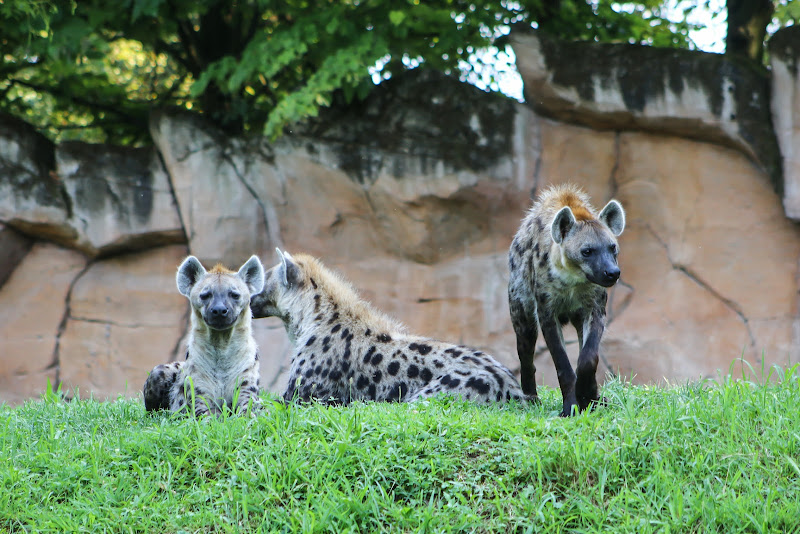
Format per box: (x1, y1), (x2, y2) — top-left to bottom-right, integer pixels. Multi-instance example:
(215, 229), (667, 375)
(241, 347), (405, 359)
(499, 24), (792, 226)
(0, 244), (86, 404)
(1, 69), (799, 405)
(609, 133), (800, 381)
(770, 26), (800, 220)
(58, 245), (189, 399)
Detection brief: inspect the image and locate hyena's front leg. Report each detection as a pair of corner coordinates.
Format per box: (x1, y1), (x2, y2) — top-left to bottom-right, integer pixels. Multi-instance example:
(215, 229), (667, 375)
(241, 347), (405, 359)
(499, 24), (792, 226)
(575, 306), (606, 412)
(538, 311), (578, 417)
(509, 294), (539, 401)
(233, 376), (263, 413)
(171, 379), (213, 417)
(143, 362), (183, 412)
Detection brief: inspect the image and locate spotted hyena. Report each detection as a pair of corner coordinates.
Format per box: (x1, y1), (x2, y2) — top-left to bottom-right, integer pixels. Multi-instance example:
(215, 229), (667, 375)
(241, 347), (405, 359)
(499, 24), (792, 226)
(143, 255), (265, 416)
(508, 184), (625, 416)
(249, 249), (525, 405)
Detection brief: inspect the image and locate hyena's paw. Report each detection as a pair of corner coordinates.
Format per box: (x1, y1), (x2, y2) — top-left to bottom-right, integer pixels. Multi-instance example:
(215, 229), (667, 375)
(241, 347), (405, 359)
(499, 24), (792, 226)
(525, 394), (542, 405)
(235, 396), (264, 417)
(580, 396), (609, 413)
(171, 386), (213, 417)
(575, 374), (601, 412)
(559, 401), (580, 418)
(188, 393), (214, 418)
(577, 391), (609, 413)
(143, 363), (182, 412)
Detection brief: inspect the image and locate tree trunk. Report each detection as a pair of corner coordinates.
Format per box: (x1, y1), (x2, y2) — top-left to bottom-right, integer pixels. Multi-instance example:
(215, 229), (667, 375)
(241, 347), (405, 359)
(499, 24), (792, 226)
(726, 0), (774, 63)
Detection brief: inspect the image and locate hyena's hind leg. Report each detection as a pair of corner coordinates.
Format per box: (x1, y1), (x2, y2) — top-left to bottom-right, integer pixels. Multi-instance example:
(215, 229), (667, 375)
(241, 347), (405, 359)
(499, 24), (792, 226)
(143, 362), (183, 412)
(508, 291), (540, 402)
(408, 372), (525, 404)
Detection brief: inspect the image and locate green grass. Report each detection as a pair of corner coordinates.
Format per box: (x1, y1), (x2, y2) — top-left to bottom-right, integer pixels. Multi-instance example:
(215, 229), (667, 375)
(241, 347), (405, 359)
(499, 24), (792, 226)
(2, 365), (800, 533)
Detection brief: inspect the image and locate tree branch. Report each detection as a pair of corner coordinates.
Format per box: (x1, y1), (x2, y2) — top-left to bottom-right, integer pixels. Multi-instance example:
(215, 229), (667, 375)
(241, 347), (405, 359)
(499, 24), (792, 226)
(8, 78), (146, 125)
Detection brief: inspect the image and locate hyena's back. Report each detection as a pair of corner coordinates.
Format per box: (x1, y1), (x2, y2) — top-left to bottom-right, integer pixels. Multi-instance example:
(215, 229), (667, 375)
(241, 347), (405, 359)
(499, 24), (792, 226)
(253, 250), (527, 405)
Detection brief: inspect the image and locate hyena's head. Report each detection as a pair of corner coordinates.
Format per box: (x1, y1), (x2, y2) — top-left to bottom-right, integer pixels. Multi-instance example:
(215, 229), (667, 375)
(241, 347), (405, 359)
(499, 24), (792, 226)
(176, 255), (265, 330)
(551, 200), (625, 288)
(250, 248), (304, 320)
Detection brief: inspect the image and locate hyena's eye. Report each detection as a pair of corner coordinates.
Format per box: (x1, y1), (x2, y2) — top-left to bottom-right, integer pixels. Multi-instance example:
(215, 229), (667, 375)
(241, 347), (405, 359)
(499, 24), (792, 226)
(609, 244), (618, 255)
(199, 290), (212, 301)
(581, 248), (594, 258)
(229, 291), (241, 300)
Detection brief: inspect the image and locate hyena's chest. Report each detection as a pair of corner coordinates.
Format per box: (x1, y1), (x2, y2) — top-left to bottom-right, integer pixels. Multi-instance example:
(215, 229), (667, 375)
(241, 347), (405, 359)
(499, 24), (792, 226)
(179, 355), (257, 407)
(534, 270), (602, 319)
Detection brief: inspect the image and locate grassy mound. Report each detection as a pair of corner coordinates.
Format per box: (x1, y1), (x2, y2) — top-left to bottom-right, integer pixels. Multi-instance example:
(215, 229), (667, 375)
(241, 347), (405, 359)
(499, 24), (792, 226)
(2, 366), (799, 533)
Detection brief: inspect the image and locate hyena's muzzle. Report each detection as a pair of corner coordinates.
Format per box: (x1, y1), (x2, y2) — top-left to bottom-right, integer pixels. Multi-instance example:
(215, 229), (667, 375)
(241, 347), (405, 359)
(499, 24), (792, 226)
(200, 286), (245, 330)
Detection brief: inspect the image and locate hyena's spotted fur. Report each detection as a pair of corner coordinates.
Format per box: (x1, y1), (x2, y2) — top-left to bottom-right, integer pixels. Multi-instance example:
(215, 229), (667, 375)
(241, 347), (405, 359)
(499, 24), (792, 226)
(250, 250), (525, 405)
(508, 184), (625, 416)
(143, 255), (265, 416)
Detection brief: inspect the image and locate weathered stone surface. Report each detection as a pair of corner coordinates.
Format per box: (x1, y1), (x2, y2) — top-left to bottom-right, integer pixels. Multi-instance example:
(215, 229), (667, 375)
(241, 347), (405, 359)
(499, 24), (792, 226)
(151, 105), (800, 396)
(0, 223), (33, 289)
(3, 59), (800, 405)
(770, 25), (800, 221)
(58, 245), (189, 399)
(511, 31), (782, 193)
(150, 72), (538, 266)
(149, 111), (272, 267)
(536, 119), (617, 201)
(605, 132), (800, 382)
(294, 70), (518, 182)
(0, 244), (86, 405)
(0, 113), (185, 256)
(56, 142), (185, 256)
(0, 114), (74, 244)
(266, 137), (528, 264)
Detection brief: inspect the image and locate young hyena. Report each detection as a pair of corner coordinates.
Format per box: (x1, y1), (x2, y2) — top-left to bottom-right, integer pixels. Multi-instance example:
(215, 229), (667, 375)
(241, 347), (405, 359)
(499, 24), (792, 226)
(249, 249), (525, 405)
(143, 255), (265, 416)
(508, 184), (625, 416)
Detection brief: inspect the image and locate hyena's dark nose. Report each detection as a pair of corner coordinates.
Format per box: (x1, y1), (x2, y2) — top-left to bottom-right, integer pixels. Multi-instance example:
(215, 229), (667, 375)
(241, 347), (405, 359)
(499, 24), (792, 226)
(604, 267), (620, 283)
(210, 304), (229, 317)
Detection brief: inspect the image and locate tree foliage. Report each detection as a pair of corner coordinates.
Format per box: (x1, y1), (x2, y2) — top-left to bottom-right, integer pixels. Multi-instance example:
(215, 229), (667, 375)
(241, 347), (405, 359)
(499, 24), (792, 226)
(774, 0), (800, 26)
(0, 0), (756, 145)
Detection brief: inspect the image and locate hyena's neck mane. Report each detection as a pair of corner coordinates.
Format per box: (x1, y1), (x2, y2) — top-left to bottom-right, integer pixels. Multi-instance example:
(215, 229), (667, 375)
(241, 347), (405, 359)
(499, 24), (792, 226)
(291, 254), (404, 336)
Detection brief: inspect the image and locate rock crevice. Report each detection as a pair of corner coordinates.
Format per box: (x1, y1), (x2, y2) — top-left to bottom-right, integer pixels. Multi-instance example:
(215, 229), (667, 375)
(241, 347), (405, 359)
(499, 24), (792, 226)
(50, 261), (93, 390)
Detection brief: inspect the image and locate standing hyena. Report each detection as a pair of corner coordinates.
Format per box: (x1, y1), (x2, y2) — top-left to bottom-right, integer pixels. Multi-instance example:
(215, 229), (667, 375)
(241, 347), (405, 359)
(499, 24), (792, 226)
(143, 255), (265, 416)
(508, 184), (625, 416)
(249, 249), (525, 405)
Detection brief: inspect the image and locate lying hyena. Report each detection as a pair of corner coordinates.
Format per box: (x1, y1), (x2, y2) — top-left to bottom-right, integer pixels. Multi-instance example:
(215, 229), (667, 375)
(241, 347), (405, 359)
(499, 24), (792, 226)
(250, 249), (525, 405)
(508, 184), (625, 416)
(143, 255), (265, 416)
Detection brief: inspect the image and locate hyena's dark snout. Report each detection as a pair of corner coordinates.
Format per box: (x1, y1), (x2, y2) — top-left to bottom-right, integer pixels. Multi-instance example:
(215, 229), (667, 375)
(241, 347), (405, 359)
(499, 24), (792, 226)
(602, 265), (620, 286)
(586, 257), (620, 287)
(210, 303), (229, 317)
(204, 295), (239, 329)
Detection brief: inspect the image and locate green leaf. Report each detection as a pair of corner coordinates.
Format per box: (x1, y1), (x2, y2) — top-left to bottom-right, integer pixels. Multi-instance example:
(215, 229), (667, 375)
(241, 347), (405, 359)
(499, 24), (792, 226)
(131, 0), (163, 22)
(389, 10), (406, 26)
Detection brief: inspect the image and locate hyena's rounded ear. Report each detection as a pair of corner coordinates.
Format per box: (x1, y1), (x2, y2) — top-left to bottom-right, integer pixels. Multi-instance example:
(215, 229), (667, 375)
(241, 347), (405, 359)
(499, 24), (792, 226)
(551, 206), (576, 244)
(177, 256), (206, 297)
(238, 255), (265, 296)
(275, 247), (301, 289)
(599, 200), (625, 236)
